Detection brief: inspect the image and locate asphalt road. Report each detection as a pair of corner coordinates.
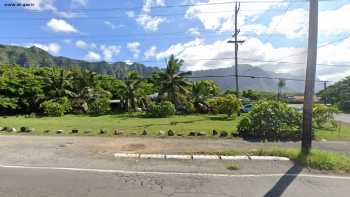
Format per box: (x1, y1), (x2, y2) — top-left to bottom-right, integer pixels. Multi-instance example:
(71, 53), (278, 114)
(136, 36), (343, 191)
(0, 164), (349, 197)
(0, 135), (349, 196)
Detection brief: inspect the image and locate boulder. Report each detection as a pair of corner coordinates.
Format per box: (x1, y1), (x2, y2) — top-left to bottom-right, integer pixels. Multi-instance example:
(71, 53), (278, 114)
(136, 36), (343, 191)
(188, 131), (197, 136)
(197, 132), (207, 137)
(177, 133), (184, 137)
(114, 129), (124, 135)
(56, 130), (64, 134)
(167, 129), (175, 136)
(43, 130), (50, 134)
(212, 129), (218, 136)
(8, 128), (16, 132)
(3, 127), (10, 132)
(20, 127), (29, 133)
(158, 130), (166, 136)
(142, 129), (148, 136)
(220, 131), (228, 137)
(0, 127), (3, 131)
(71, 129), (79, 134)
(99, 128), (107, 134)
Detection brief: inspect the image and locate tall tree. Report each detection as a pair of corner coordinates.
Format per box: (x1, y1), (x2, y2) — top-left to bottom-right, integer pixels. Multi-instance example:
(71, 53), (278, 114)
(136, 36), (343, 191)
(157, 55), (192, 106)
(118, 71), (144, 112)
(277, 79), (286, 99)
(45, 68), (76, 99)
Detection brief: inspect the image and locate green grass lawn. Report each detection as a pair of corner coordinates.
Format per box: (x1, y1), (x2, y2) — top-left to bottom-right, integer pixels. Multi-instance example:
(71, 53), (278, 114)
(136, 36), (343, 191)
(0, 113), (349, 141)
(0, 114), (239, 136)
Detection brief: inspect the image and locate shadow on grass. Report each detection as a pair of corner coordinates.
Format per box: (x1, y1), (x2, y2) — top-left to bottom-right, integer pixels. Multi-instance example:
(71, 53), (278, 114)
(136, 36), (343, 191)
(263, 164), (304, 197)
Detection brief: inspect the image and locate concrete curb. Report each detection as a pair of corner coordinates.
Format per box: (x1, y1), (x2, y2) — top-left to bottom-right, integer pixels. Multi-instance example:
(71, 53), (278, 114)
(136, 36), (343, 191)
(114, 153), (290, 161)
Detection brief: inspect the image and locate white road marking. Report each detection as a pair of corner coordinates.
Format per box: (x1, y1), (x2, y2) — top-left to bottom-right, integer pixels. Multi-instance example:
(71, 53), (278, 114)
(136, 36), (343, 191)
(0, 164), (349, 180)
(249, 156), (290, 161)
(114, 153), (291, 161)
(221, 156), (249, 160)
(165, 155), (192, 160)
(140, 154), (165, 159)
(192, 155), (220, 160)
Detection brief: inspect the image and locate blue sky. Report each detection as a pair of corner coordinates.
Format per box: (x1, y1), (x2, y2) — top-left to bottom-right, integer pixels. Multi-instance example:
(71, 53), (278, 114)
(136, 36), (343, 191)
(1, 0), (350, 82)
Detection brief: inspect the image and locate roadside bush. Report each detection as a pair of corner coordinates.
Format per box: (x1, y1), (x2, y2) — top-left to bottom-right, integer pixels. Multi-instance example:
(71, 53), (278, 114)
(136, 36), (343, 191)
(313, 104), (339, 128)
(146, 101), (176, 118)
(238, 100), (302, 140)
(208, 94), (240, 118)
(40, 100), (65, 117)
(88, 97), (111, 115)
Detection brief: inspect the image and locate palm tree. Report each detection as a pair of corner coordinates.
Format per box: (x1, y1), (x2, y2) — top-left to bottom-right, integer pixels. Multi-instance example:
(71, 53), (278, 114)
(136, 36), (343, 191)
(45, 68), (75, 99)
(119, 71), (143, 112)
(157, 55), (192, 106)
(277, 79), (286, 99)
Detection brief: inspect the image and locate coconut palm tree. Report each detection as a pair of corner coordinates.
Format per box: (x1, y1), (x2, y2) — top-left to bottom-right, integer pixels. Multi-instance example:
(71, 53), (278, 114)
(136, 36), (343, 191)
(157, 55), (192, 106)
(277, 79), (286, 99)
(118, 71), (144, 112)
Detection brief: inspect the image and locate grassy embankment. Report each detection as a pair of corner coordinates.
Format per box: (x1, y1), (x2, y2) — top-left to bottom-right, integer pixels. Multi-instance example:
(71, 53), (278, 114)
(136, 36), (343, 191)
(0, 114), (349, 140)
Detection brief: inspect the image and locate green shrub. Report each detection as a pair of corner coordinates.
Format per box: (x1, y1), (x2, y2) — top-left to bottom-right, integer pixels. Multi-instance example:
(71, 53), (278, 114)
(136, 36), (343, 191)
(40, 100), (65, 117)
(208, 94), (240, 117)
(88, 97), (111, 115)
(182, 101), (195, 114)
(313, 104), (339, 128)
(237, 100), (302, 140)
(146, 101), (176, 118)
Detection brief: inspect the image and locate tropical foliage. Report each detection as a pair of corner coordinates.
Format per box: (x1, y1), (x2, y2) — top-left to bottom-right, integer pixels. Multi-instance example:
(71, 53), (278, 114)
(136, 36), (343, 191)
(238, 100), (302, 140)
(318, 76), (350, 113)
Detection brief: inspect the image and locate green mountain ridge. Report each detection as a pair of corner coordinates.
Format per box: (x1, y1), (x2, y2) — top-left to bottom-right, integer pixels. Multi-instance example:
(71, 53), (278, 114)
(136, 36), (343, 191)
(0, 44), (160, 79)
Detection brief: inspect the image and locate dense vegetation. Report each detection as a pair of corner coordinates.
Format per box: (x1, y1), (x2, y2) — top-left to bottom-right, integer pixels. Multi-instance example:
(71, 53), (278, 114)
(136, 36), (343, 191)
(237, 100), (338, 141)
(0, 55), (240, 117)
(318, 76), (350, 113)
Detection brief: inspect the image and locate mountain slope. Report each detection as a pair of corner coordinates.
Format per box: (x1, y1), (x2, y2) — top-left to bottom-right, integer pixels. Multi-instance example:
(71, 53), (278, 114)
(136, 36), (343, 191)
(191, 65), (323, 93)
(0, 44), (159, 78)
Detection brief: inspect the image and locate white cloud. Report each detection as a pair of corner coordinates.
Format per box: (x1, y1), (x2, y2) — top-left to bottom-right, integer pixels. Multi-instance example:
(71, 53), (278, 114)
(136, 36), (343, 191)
(73, 40), (96, 49)
(156, 37), (305, 71)
(126, 11), (135, 18)
(129, 0), (166, 32)
(127, 42), (141, 59)
(266, 8), (308, 39)
(185, 0), (285, 32)
(29, 42), (61, 55)
(100, 45), (121, 61)
(187, 28), (201, 36)
(259, 4), (350, 39)
(143, 0), (165, 13)
(144, 46), (157, 59)
(136, 14), (166, 32)
(85, 51), (101, 62)
(319, 4), (350, 35)
(47, 18), (78, 33)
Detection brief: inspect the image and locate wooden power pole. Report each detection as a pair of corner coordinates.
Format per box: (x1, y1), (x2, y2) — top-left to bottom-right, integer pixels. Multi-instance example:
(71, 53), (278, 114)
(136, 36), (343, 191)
(228, 1), (245, 115)
(302, 0), (319, 154)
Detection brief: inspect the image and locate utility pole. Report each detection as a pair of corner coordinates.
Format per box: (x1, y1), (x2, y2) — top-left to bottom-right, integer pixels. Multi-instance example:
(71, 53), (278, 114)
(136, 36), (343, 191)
(302, 0), (318, 154)
(228, 1), (245, 115)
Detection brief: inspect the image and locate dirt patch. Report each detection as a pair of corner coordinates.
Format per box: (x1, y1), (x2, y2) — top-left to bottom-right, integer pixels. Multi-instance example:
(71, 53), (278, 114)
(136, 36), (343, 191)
(121, 143), (146, 151)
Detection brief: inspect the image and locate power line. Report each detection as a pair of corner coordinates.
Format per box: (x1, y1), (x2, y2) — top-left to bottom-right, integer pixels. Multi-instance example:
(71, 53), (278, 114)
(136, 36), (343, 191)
(0, 1), (310, 12)
(272, 35), (350, 62)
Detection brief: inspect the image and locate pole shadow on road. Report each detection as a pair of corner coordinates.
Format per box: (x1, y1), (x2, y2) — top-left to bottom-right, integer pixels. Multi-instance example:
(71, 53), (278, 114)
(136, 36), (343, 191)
(263, 164), (304, 197)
